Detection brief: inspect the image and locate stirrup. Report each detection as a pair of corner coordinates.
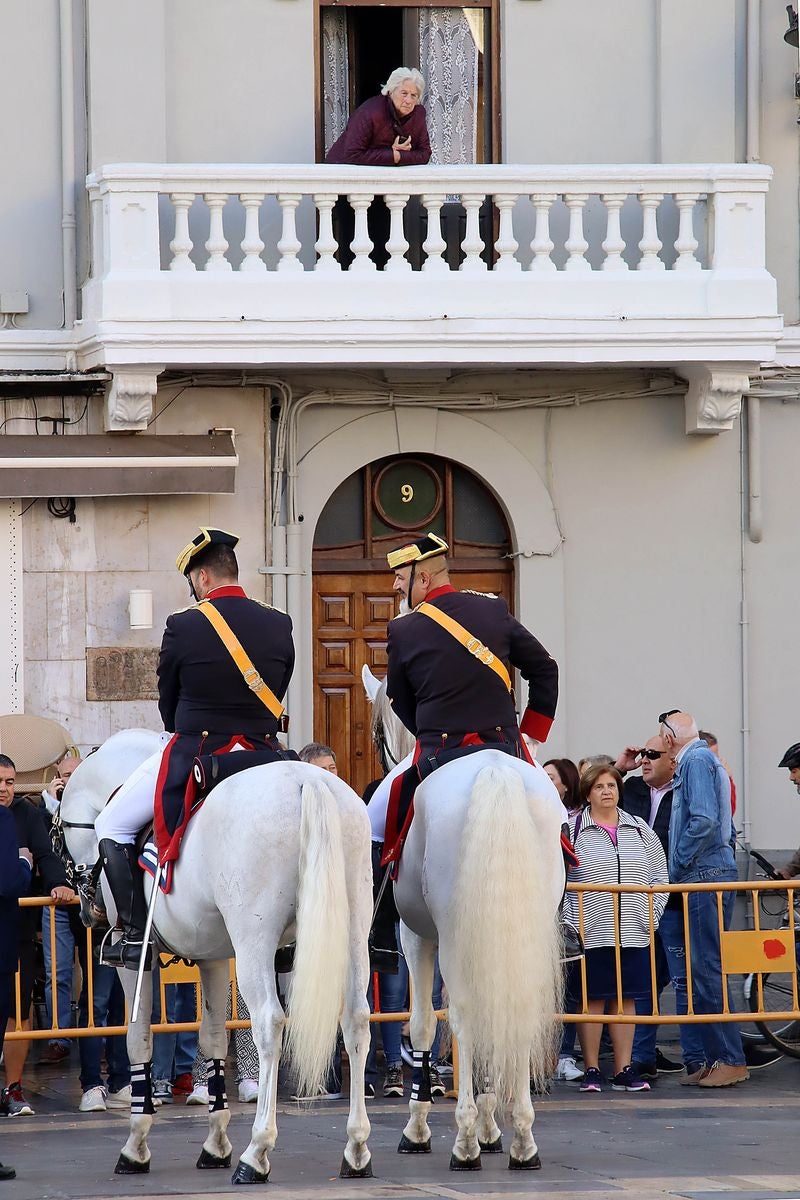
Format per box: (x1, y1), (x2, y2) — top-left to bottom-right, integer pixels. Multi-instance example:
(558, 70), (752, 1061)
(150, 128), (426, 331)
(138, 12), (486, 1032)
(369, 943), (401, 975)
(560, 921), (584, 964)
(100, 927), (152, 970)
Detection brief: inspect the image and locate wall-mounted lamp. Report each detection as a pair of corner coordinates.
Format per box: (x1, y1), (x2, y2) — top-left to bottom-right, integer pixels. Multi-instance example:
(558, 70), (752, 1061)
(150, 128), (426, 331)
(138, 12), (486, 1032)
(129, 589), (153, 630)
(785, 5), (800, 101)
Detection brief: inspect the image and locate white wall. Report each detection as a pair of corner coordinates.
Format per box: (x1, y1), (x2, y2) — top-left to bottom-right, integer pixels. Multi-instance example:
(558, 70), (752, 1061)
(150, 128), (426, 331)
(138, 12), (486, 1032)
(20, 386), (269, 749)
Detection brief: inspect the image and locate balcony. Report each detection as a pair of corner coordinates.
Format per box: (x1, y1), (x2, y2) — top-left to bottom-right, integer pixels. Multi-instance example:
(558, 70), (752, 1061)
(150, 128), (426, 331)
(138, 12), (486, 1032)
(79, 163), (781, 430)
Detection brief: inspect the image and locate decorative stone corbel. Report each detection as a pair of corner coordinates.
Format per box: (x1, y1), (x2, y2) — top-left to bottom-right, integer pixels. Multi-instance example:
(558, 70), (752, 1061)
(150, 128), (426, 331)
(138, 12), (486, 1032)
(679, 366), (751, 436)
(104, 367), (164, 432)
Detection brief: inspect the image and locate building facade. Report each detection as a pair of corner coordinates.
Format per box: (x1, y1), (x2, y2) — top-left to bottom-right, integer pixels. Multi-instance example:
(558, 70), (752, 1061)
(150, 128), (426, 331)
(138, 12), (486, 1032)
(1, 0), (799, 848)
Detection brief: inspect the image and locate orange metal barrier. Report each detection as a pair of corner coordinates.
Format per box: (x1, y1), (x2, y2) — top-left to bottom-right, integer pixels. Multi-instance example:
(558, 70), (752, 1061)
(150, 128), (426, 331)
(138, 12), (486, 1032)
(6, 879), (798, 1041)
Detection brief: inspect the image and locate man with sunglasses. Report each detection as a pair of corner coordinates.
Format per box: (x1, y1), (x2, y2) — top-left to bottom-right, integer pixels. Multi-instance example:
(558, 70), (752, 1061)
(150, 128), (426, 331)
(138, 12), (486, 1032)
(659, 710), (747, 1087)
(616, 737), (705, 1080)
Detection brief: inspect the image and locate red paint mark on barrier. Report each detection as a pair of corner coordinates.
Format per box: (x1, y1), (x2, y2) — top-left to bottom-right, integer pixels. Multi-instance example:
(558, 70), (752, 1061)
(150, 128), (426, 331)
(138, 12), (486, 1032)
(763, 938), (787, 961)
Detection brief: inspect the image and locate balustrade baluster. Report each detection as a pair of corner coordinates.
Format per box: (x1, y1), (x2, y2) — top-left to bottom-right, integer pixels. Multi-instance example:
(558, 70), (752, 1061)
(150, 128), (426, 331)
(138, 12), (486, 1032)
(637, 193), (665, 271)
(348, 195), (376, 272)
(314, 193), (341, 272)
(601, 194), (628, 271)
(493, 194), (520, 273)
(385, 194), (411, 273)
(529, 194), (556, 272)
(277, 194), (303, 273)
(239, 193), (266, 273)
(421, 194), (448, 272)
(564, 194), (591, 272)
(169, 193), (196, 272)
(673, 193), (701, 271)
(204, 193), (232, 272)
(459, 194), (487, 273)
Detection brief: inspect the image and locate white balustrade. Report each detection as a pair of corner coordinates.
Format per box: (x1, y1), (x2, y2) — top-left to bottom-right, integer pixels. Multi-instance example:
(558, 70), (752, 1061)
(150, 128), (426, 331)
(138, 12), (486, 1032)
(87, 166), (775, 280)
(204, 193), (231, 272)
(169, 193), (196, 272)
(239, 193), (266, 273)
(530, 193), (556, 273)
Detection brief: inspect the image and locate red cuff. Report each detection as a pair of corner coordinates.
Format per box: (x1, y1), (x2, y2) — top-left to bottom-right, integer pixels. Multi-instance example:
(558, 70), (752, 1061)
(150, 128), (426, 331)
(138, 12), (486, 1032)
(520, 709), (553, 742)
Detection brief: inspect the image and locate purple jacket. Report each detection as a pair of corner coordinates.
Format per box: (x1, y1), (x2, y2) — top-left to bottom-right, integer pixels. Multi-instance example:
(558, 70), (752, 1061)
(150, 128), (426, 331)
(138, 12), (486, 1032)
(326, 95), (431, 167)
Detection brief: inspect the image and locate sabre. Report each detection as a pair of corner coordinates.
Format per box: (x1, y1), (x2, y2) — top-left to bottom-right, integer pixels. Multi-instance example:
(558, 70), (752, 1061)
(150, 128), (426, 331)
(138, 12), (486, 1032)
(131, 862), (163, 1023)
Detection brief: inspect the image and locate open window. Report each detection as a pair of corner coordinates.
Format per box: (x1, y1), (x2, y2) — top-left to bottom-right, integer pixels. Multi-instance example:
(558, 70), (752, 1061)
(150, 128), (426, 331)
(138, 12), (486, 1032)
(316, 1), (500, 165)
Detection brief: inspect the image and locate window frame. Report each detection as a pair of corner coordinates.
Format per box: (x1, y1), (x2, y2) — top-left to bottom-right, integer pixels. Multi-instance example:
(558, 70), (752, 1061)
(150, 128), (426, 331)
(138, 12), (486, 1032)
(314, 0), (502, 164)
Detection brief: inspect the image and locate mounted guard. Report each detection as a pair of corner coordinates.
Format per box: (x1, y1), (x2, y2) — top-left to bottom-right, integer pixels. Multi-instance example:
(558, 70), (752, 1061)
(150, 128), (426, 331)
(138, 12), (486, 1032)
(96, 527), (295, 969)
(374, 531), (581, 960)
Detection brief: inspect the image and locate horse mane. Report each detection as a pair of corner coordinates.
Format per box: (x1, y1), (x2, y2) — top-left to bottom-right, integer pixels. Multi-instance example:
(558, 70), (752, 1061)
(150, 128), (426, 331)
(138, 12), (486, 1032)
(370, 677), (415, 765)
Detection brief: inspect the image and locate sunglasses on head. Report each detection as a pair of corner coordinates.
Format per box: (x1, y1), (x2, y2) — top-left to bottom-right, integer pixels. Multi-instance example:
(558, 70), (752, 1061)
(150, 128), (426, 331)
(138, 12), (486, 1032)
(658, 709), (680, 736)
(638, 748), (665, 760)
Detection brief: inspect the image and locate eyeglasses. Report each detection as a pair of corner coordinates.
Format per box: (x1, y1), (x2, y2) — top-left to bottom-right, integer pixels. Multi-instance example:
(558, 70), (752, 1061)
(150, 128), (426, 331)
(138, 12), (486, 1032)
(638, 749), (665, 760)
(658, 709), (680, 737)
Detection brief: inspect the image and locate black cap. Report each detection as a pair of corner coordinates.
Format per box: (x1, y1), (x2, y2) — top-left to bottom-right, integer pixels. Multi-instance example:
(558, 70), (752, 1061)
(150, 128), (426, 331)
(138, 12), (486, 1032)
(176, 527), (239, 576)
(778, 743), (800, 769)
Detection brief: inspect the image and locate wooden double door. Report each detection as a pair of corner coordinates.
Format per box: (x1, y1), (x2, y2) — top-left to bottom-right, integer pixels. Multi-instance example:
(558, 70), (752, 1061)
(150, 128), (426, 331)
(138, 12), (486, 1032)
(313, 568), (512, 796)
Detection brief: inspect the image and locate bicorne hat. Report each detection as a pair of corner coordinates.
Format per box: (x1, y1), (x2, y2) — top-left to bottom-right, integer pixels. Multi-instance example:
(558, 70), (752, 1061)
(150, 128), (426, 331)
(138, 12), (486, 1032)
(386, 532), (448, 570)
(176, 527), (239, 576)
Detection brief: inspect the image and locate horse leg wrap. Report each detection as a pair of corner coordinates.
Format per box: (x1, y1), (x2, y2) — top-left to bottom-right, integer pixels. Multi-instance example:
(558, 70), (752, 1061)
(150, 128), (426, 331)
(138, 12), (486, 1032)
(130, 1062), (156, 1116)
(206, 1058), (228, 1113)
(411, 1050), (432, 1103)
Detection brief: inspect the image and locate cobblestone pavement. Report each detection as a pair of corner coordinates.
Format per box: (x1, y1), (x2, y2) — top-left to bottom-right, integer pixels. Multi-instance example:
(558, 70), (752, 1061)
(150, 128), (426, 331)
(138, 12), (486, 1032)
(1, 1051), (798, 1200)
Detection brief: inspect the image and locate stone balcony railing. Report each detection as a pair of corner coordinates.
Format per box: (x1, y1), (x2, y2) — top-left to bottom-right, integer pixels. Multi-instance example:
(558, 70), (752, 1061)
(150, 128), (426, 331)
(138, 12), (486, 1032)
(80, 163), (781, 428)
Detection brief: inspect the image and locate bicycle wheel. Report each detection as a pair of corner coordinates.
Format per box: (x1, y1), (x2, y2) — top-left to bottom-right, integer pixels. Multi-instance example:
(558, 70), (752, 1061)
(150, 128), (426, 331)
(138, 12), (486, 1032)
(747, 971), (800, 1058)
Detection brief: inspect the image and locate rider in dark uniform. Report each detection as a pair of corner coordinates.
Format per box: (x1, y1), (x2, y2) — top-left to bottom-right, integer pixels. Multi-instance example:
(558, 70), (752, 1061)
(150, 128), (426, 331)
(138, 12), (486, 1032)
(386, 533), (558, 759)
(383, 532), (581, 960)
(99, 528), (295, 968)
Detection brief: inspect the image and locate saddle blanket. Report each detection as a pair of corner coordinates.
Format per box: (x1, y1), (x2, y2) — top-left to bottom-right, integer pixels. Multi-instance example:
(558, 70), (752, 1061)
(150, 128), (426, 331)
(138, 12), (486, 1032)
(139, 841), (174, 895)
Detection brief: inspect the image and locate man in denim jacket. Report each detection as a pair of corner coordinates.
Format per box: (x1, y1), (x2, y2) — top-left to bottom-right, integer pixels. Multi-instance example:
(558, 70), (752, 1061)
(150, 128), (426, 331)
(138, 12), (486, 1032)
(661, 711), (747, 1088)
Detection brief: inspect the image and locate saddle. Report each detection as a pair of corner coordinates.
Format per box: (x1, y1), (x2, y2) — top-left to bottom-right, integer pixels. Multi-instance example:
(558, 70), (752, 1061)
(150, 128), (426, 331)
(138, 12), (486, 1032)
(192, 744), (299, 794)
(381, 738), (523, 875)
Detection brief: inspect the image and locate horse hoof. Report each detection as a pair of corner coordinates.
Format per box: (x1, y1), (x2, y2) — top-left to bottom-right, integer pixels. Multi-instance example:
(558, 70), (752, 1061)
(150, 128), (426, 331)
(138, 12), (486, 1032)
(114, 1154), (149, 1175)
(509, 1152), (541, 1171)
(339, 1154), (373, 1178)
(232, 1161), (270, 1185)
(449, 1153), (482, 1171)
(398, 1134), (431, 1154)
(480, 1136), (503, 1154)
(197, 1148), (232, 1169)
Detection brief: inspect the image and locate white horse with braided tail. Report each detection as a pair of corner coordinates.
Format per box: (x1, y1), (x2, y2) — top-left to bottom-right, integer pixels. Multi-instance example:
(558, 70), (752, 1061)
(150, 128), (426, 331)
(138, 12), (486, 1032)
(59, 729), (373, 1185)
(363, 666), (565, 1172)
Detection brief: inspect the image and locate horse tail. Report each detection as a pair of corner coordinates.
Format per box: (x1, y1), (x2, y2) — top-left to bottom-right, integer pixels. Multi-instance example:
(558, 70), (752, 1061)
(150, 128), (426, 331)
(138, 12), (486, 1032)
(284, 777), (350, 1099)
(449, 762), (563, 1100)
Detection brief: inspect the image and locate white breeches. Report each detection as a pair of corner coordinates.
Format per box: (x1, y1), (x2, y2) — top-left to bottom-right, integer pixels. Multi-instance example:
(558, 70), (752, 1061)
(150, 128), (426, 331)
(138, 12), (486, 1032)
(366, 752), (568, 843)
(95, 750), (164, 845)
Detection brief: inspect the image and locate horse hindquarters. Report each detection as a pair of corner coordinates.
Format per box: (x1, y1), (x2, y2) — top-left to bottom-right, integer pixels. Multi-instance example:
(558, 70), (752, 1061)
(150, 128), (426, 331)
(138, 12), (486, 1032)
(445, 763), (563, 1103)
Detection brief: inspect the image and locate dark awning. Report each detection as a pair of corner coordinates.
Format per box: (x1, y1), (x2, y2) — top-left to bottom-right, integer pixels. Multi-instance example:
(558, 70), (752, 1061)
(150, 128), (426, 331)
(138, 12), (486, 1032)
(0, 432), (237, 497)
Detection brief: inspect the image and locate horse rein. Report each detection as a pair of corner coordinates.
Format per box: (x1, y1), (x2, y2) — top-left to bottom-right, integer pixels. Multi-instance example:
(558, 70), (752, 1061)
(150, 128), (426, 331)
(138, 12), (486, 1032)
(373, 718), (400, 775)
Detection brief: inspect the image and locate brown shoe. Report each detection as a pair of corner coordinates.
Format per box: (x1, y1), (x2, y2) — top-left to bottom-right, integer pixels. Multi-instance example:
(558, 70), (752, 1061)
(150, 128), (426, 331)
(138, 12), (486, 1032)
(697, 1061), (749, 1088)
(679, 1065), (711, 1085)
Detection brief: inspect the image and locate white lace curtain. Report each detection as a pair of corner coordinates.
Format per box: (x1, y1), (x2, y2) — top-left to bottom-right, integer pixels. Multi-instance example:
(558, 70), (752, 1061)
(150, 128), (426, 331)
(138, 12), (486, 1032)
(321, 8), (349, 155)
(419, 8), (480, 165)
(320, 6), (479, 164)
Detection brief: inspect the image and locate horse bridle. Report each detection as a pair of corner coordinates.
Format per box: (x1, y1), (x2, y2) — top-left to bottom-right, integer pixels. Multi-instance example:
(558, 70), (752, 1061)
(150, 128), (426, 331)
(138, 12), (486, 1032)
(373, 717), (401, 776)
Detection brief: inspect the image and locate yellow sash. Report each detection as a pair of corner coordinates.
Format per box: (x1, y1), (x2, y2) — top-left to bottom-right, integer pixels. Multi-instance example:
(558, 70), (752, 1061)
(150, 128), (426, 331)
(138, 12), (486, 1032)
(196, 602), (285, 719)
(415, 602), (512, 693)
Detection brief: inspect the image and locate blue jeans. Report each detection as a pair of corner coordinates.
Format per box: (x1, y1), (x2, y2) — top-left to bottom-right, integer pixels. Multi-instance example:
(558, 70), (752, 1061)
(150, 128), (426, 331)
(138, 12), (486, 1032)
(152, 977), (199, 1081)
(684, 879), (745, 1067)
(41, 905), (76, 1049)
(632, 909), (706, 1068)
(78, 955), (130, 1093)
(365, 942), (444, 1084)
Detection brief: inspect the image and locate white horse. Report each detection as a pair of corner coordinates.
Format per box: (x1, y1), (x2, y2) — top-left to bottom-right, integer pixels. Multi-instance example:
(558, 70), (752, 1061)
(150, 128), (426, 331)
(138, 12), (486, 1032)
(363, 666), (565, 1171)
(59, 729), (374, 1184)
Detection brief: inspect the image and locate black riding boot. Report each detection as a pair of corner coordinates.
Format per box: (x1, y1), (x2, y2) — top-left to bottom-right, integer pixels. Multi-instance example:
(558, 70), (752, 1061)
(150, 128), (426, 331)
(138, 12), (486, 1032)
(98, 839), (152, 969)
(369, 842), (400, 974)
(560, 823), (584, 963)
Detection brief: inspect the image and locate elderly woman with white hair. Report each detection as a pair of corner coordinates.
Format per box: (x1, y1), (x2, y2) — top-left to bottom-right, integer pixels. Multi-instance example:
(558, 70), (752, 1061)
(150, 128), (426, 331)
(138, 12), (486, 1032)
(326, 67), (431, 167)
(326, 68), (431, 269)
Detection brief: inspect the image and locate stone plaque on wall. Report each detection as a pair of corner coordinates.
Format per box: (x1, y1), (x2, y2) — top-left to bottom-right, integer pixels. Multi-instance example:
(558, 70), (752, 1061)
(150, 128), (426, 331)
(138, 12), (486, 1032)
(86, 647), (159, 701)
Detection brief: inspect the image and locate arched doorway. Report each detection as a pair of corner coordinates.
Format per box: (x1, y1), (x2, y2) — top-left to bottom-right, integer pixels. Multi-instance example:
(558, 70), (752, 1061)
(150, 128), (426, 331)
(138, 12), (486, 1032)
(312, 453), (513, 794)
